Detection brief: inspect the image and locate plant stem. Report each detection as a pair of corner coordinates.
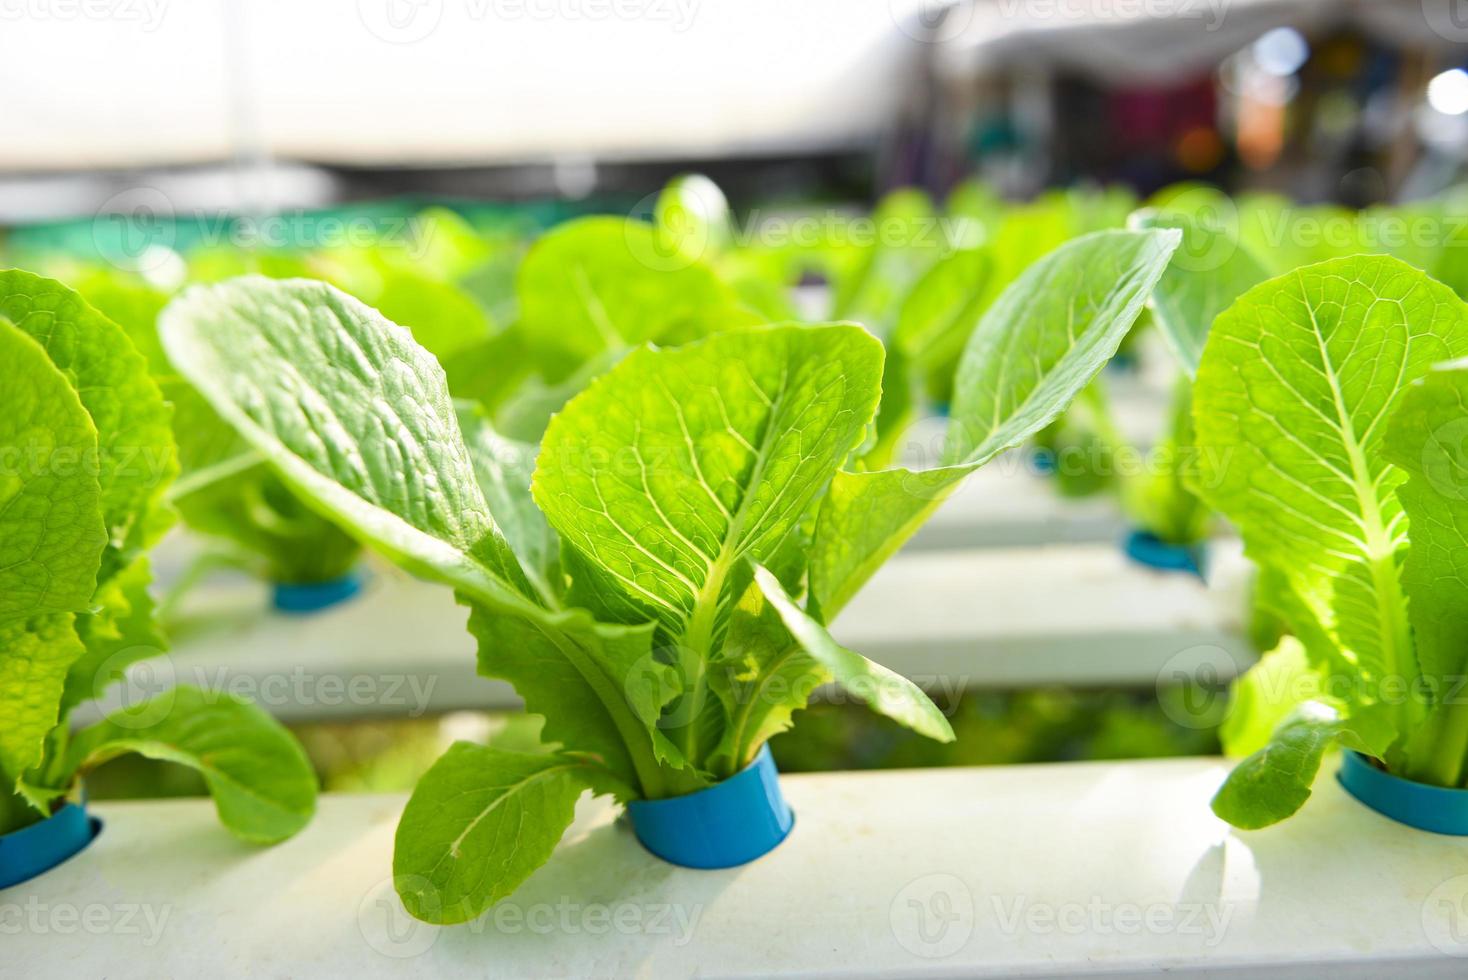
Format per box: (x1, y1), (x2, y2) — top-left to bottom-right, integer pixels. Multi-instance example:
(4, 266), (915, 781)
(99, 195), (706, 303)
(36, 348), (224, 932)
(679, 561), (727, 765)
(1411, 700), (1468, 787)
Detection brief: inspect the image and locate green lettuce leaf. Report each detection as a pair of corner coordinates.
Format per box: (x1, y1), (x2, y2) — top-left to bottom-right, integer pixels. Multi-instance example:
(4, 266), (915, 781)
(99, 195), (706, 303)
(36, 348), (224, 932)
(393, 743), (614, 925)
(0, 319), (106, 804)
(1211, 699), (1342, 829)
(533, 324), (883, 765)
(831, 188), (950, 334)
(891, 247), (995, 401)
(0, 270), (176, 577)
(159, 276), (532, 603)
(64, 685), (317, 843)
(752, 564), (952, 743)
(1384, 360), (1468, 785)
(1219, 637), (1321, 758)
(0, 319), (106, 622)
(810, 228), (1181, 618)
(1384, 359), (1468, 690)
(706, 579), (828, 776)
(516, 216), (741, 378)
(1190, 256), (1468, 739)
(1130, 209), (1268, 377)
(654, 173), (732, 263)
(1123, 379), (1212, 545)
(60, 555), (165, 719)
(534, 324), (883, 644)
(457, 405), (562, 604)
(0, 615), (85, 800)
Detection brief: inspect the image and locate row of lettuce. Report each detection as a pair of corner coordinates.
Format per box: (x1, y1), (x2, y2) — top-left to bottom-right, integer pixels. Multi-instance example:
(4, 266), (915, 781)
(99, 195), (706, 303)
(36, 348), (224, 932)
(3, 177), (1468, 922)
(16, 178), (1468, 587)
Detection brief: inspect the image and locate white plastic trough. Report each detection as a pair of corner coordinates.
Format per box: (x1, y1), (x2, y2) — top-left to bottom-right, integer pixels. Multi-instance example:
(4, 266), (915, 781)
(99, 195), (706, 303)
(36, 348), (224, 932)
(7, 757), (1467, 977)
(907, 464), (1129, 551)
(103, 542), (1253, 724)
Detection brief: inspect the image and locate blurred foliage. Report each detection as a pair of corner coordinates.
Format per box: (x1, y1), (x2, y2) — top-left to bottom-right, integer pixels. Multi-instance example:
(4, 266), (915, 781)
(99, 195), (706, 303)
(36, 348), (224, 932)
(85, 687), (1220, 801)
(771, 687), (1219, 772)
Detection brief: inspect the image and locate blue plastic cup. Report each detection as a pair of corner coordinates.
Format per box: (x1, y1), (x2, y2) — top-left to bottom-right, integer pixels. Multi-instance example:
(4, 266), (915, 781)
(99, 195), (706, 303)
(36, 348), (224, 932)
(272, 568), (365, 614)
(627, 744), (793, 869)
(0, 802), (101, 889)
(1122, 528), (1207, 578)
(1338, 752), (1468, 835)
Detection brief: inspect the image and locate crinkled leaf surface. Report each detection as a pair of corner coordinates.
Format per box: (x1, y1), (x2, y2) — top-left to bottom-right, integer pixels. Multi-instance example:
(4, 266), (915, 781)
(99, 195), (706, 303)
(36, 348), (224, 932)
(159, 276), (531, 604)
(0, 270), (176, 574)
(0, 319), (105, 621)
(534, 324), (883, 642)
(0, 320), (105, 795)
(0, 615), (85, 793)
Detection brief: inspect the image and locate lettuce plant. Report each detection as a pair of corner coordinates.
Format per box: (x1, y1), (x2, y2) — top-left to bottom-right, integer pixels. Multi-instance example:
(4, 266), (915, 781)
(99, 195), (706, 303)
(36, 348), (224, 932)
(0, 270), (317, 842)
(1190, 255), (1468, 827)
(158, 226), (1177, 921)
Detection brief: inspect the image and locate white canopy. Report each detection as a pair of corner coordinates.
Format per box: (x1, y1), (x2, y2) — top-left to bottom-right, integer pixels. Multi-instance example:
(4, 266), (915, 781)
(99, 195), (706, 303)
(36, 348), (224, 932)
(1, 0), (1456, 172)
